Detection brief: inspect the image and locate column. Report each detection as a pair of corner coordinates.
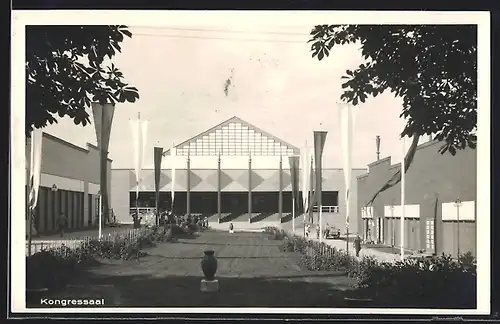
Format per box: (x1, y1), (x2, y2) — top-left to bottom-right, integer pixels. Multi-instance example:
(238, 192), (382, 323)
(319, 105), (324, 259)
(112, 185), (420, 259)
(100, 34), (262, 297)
(248, 153), (252, 221)
(278, 155), (283, 219)
(217, 154), (221, 222)
(83, 182), (89, 228)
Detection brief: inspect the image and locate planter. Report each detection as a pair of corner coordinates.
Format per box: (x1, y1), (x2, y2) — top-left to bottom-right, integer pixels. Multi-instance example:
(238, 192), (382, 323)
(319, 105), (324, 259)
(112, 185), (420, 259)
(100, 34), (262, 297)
(201, 250), (218, 281)
(165, 228), (173, 242)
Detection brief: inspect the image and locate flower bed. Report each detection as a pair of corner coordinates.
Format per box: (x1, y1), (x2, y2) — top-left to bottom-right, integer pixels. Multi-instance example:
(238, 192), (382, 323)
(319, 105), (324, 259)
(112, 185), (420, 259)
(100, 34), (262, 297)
(26, 224), (206, 292)
(263, 227), (477, 308)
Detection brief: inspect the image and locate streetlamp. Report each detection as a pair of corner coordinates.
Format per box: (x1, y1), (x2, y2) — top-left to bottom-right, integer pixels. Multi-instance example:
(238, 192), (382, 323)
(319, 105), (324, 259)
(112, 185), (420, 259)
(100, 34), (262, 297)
(454, 197), (462, 258)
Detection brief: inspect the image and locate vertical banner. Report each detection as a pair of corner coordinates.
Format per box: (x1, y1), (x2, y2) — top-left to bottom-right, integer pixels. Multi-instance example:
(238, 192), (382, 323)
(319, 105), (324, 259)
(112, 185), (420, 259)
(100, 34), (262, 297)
(308, 155), (315, 224)
(141, 120), (149, 177)
(313, 131), (327, 242)
(288, 156), (300, 208)
(217, 152), (222, 222)
(288, 155), (300, 232)
(154, 147), (163, 224)
(27, 129), (43, 249)
(278, 155), (283, 219)
(339, 103), (355, 233)
(170, 143), (176, 212)
(301, 145), (310, 217)
(187, 150), (191, 216)
(28, 129), (43, 211)
(313, 131), (327, 215)
(128, 115), (142, 204)
(93, 102), (115, 224)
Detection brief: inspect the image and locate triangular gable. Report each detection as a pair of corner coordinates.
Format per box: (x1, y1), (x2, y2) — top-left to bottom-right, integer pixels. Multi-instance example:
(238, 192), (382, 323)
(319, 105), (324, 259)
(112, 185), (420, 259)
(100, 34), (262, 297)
(165, 116), (300, 156)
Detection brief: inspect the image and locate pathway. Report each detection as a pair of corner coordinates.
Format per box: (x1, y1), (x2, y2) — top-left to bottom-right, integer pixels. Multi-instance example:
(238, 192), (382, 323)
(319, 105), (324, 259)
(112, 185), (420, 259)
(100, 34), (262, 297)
(34, 230), (357, 308)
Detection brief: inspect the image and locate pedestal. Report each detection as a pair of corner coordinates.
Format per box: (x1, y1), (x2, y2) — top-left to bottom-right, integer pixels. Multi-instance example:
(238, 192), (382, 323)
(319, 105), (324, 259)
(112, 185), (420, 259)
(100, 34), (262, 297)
(200, 279), (219, 292)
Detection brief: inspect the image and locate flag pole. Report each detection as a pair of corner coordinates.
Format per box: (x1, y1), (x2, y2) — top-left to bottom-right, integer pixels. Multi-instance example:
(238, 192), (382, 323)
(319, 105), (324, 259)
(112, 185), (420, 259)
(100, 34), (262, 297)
(98, 191), (102, 239)
(400, 137), (406, 260)
(136, 112), (141, 223)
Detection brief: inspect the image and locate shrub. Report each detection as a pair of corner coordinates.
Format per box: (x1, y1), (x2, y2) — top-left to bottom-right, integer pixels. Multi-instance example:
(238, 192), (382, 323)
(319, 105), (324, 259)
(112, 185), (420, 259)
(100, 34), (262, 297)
(353, 254), (477, 307)
(26, 251), (65, 289)
(165, 224), (185, 236)
(265, 226), (477, 307)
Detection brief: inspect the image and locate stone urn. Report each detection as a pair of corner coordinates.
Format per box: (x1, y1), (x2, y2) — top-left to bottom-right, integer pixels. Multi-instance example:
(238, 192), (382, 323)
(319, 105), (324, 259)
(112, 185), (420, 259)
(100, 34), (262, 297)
(165, 227), (173, 242)
(201, 250), (218, 281)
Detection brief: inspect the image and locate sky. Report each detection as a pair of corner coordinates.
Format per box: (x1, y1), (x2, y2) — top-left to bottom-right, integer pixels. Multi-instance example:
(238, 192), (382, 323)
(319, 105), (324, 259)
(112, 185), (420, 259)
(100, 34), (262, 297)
(42, 23), (425, 169)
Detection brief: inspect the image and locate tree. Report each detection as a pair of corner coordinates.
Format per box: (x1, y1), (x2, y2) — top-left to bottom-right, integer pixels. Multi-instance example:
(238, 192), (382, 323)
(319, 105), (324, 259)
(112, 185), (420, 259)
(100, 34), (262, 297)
(309, 25), (477, 204)
(26, 25), (140, 135)
(25, 25), (140, 233)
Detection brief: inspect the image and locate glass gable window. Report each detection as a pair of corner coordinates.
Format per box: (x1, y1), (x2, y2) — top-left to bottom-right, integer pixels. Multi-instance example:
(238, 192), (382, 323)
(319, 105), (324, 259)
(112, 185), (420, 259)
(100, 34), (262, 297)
(175, 122), (297, 156)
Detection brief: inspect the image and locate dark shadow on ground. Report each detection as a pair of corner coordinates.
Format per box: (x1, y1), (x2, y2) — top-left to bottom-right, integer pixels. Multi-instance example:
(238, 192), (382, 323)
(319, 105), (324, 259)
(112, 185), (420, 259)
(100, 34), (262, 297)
(279, 213), (295, 223)
(249, 212), (273, 223)
(219, 212), (248, 223)
(29, 271), (476, 309)
(29, 272), (355, 308)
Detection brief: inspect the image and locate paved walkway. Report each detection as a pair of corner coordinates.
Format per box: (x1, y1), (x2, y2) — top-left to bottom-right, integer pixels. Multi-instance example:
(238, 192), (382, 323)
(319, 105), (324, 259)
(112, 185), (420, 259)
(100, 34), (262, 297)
(281, 226), (403, 263)
(38, 231), (357, 307)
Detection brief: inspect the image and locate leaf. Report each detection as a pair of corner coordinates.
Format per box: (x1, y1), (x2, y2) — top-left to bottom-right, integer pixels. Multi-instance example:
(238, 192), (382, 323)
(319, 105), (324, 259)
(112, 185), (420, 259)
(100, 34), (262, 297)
(25, 25), (139, 136)
(318, 50), (324, 61)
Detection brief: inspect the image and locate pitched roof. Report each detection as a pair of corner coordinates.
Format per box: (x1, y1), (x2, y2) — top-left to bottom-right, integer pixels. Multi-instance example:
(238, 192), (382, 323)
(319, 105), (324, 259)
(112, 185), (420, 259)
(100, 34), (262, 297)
(163, 116), (300, 156)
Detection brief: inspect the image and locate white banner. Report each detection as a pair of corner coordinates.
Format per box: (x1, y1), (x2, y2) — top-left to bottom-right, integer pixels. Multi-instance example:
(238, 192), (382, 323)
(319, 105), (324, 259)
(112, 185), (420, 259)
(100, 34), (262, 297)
(339, 103), (356, 229)
(28, 129), (43, 210)
(171, 143), (176, 207)
(130, 118), (147, 198)
(141, 120), (149, 180)
(301, 146), (310, 213)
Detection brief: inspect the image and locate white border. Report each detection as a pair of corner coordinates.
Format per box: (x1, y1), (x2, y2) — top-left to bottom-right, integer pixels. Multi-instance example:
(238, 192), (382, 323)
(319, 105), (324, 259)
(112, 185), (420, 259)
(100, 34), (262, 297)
(11, 10), (490, 315)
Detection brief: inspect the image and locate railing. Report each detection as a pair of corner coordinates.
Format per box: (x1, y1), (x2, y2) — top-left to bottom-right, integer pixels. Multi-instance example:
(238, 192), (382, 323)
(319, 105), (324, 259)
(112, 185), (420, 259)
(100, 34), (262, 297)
(312, 206), (340, 213)
(129, 207), (157, 215)
(26, 227), (144, 256)
(129, 207), (340, 215)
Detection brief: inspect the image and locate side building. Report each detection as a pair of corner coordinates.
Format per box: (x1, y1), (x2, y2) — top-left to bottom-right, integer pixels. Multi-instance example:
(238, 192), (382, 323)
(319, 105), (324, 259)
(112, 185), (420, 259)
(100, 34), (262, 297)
(356, 140), (477, 257)
(25, 132), (112, 236)
(111, 116), (365, 233)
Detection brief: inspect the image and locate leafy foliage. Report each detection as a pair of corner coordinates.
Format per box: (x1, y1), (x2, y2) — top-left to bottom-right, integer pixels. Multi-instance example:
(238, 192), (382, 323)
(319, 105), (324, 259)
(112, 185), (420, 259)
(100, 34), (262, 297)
(264, 227), (476, 307)
(309, 25), (477, 204)
(26, 25), (140, 135)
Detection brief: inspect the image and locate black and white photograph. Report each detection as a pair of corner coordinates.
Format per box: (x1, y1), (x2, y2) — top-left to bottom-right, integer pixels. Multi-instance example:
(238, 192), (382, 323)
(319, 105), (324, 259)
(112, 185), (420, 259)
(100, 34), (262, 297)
(10, 10), (490, 315)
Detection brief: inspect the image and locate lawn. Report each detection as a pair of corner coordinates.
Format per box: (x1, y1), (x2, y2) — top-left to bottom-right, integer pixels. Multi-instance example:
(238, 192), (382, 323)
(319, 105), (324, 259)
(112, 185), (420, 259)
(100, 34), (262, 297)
(31, 230), (358, 308)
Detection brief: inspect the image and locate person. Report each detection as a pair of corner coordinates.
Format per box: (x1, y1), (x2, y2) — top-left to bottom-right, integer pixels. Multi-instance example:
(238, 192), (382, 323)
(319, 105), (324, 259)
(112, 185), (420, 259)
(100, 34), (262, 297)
(229, 222), (234, 234)
(56, 212), (68, 237)
(305, 223), (310, 238)
(354, 235), (362, 257)
(316, 224), (320, 239)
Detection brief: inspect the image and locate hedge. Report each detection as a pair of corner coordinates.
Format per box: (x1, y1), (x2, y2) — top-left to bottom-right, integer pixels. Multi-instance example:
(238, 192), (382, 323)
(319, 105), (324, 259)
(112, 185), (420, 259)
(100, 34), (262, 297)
(264, 226), (477, 308)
